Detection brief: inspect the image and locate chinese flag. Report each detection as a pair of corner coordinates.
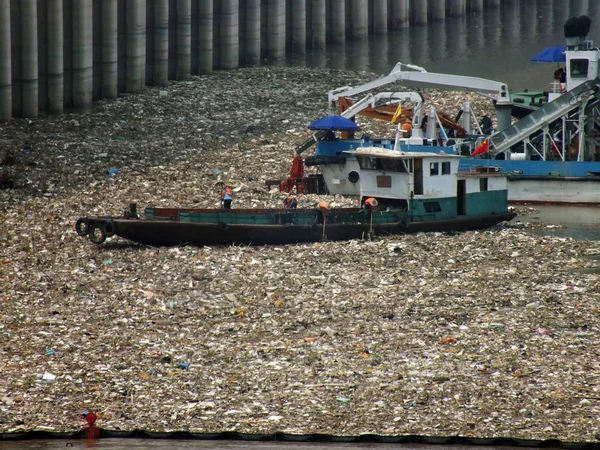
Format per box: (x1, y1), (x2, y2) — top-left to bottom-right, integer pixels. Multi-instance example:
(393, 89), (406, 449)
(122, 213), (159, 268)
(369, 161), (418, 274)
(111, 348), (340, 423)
(472, 139), (489, 156)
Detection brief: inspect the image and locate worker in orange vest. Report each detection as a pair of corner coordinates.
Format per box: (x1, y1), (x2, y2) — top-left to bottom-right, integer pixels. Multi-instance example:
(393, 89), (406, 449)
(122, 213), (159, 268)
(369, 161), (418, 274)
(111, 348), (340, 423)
(221, 185), (233, 209)
(363, 197), (378, 211)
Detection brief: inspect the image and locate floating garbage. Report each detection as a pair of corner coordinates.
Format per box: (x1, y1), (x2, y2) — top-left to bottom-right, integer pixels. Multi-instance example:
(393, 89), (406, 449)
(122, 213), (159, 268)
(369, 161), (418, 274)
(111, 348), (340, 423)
(0, 65), (599, 442)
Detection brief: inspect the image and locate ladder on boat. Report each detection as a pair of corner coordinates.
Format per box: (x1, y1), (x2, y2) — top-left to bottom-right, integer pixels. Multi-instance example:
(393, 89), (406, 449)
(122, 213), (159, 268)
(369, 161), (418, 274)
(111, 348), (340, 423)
(488, 78), (600, 158)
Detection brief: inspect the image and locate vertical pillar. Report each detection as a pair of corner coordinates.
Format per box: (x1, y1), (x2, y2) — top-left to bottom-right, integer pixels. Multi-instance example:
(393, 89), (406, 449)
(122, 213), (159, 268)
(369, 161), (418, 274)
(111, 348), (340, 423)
(486, 0), (500, 7)
(177, 0), (191, 78)
(330, 0), (345, 43)
(47, 0), (64, 113)
(0, 0), (10, 120)
(372, 0), (387, 33)
(198, 0), (213, 72)
(470, 0), (483, 12)
(154, 0), (169, 84)
(571, 0), (589, 18)
(72, 0), (93, 109)
(126, 0), (146, 92)
(37, 0), (48, 112)
(220, 0), (239, 69)
(351, 0), (368, 39)
(291, 0), (306, 52)
(267, 0), (285, 60)
(312, 0), (326, 47)
(245, 0), (260, 63)
(431, 0), (445, 20)
(391, 0), (409, 29)
(101, 0), (118, 98)
(413, 0), (428, 25)
(448, 0), (466, 17)
(21, 0), (38, 117)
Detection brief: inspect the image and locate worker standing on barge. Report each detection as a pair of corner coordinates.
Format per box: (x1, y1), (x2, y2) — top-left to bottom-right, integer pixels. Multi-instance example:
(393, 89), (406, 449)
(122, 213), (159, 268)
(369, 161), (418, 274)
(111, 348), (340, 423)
(221, 185), (233, 209)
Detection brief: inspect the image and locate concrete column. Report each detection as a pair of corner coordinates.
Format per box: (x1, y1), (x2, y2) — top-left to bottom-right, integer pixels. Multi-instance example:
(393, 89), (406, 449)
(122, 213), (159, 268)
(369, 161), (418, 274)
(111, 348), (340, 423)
(176, 0), (191, 78)
(391, 0), (409, 29)
(351, 0), (368, 39)
(153, 0), (168, 85)
(413, 0), (428, 25)
(100, 0), (118, 98)
(291, 0), (306, 52)
(431, 0), (445, 20)
(312, 0), (326, 47)
(267, 0), (285, 60)
(245, 0), (260, 63)
(0, 0), (10, 120)
(521, 0), (537, 41)
(72, 0), (93, 109)
(219, 0), (239, 69)
(21, 0), (38, 117)
(126, 0), (146, 92)
(47, 0), (64, 113)
(37, 0), (48, 112)
(448, 0), (466, 17)
(486, 0), (500, 7)
(574, 0), (589, 18)
(470, 0), (483, 12)
(372, 0), (387, 34)
(330, 0), (345, 43)
(198, 0), (213, 72)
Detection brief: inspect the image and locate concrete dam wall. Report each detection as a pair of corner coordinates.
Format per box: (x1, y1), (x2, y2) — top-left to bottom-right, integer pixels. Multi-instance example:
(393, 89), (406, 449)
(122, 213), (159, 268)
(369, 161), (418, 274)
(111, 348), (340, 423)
(0, 0), (503, 119)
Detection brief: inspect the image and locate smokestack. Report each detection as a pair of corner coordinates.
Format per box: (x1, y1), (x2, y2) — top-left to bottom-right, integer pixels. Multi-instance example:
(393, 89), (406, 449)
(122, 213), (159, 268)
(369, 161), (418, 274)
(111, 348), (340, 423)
(564, 15), (592, 47)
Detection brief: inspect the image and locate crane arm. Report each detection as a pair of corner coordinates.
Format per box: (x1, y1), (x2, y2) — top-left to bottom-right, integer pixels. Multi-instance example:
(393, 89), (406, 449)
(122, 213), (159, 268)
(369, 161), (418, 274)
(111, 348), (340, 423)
(328, 62), (512, 106)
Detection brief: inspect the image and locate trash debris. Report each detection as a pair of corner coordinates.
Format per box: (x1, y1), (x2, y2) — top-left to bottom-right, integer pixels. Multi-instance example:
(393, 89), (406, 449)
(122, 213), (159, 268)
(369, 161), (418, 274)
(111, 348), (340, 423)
(0, 66), (599, 442)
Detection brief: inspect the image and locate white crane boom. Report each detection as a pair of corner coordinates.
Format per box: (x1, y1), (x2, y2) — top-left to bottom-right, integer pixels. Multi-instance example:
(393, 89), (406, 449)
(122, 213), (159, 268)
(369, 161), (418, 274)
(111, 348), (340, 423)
(328, 62), (512, 107)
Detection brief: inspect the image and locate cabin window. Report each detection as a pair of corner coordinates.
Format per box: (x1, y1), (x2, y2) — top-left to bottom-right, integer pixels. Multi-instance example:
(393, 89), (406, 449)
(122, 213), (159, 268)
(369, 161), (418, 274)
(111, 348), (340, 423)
(442, 161), (451, 175)
(357, 156), (377, 170)
(570, 59), (589, 78)
(377, 175), (392, 188)
(424, 201), (442, 213)
(379, 158), (408, 172)
(480, 177), (488, 191)
(430, 162), (439, 176)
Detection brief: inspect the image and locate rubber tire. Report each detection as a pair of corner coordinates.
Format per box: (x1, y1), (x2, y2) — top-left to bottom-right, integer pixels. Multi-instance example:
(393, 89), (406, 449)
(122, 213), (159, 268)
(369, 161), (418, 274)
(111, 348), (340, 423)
(218, 222), (229, 231)
(103, 221), (116, 237)
(75, 218), (89, 237)
(88, 223), (107, 244)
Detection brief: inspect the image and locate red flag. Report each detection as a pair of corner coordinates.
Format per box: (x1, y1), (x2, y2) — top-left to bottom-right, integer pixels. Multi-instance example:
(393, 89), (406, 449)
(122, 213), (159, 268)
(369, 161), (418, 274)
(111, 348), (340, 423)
(472, 139), (489, 156)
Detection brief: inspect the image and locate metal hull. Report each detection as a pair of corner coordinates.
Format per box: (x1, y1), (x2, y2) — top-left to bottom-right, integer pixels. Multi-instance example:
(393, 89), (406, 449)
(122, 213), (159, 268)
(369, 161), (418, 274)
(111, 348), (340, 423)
(77, 212), (516, 247)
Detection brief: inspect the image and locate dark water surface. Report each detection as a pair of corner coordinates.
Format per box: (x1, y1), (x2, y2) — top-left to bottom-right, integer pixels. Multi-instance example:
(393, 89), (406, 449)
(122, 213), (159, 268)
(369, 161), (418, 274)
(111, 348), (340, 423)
(288, 0), (600, 92)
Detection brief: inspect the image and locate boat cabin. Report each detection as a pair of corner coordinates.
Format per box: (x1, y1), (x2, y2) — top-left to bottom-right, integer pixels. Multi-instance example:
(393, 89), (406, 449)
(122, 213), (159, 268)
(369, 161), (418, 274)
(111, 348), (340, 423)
(346, 148), (510, 219)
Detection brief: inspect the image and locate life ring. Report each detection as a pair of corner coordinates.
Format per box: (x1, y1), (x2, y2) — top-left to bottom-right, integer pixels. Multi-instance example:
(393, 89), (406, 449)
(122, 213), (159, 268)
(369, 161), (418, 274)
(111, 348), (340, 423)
(88, 223), (107, 244)
(217, 221), (229, 231)
(103, 221), (116, 237)
(75, 218), (89, 236)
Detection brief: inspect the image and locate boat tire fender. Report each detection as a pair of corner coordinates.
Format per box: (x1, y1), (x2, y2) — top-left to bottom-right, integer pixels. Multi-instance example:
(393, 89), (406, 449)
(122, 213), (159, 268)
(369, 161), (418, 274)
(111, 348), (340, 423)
(103, 221), (116, 237)
(75, 218), (89, 237)
(348, 171), (360, 183)
(88, 223), (107, 244)
(218, 221), (229, 231)
(398, 219), (408, 229)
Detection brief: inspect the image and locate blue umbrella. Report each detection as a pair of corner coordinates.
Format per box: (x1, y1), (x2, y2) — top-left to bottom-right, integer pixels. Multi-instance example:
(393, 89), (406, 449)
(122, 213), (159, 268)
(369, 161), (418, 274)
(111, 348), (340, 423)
(530, 45), (567, 63)
(308, 115), (361, 131)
